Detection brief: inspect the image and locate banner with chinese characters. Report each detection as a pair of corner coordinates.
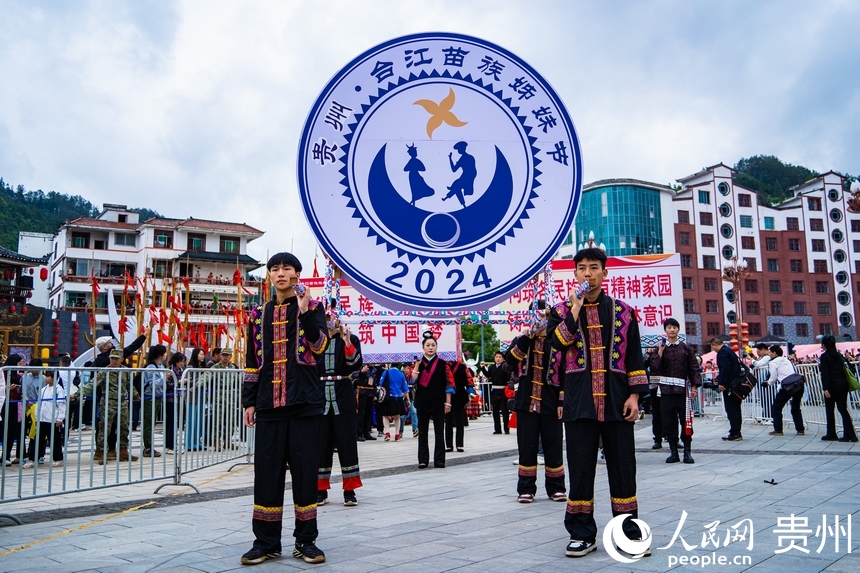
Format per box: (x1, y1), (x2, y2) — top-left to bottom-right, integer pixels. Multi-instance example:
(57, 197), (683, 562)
(497, 254), (684, 347)
(302, 277), (460, 364)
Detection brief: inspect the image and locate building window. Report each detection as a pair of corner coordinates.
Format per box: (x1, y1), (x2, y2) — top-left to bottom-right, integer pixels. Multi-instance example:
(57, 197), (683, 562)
(748, 323), (761, 337)
(790, 260), (803, 273)
(840, 312), (854, 327)
(187, 233), (206, 252)
(118, 214), (128, 223)
(836, 271), (848, 285)
(854, 240), (860, 252)
(727, 310), (737, 324)
(787, 217), (800, 231)
(771, 301), (782, 315)
(738, 194), (752, 207)
(767, 259), (779, 272)
(772, 323), (785, 337)
(703, 255), (716, 269)
(809, 219), (824, 232)
(704, 278), (718, 291)
(769, 280), (781, 294)
(763, 217), (775, 230)
(720, 224), (733, 238)
(741, 237), (755, 250)
(684, 299), (696, 313)
(685, 322), (698, 336)
(746, 301), (760, 315)
(811, 239), (826, 252)
(830, 208), (843, 223)
(807, 197), (822, 211)
(813, 260), (828, 273)
(681, 254), (692, 268)
(852, 220), (860, 233)
(220, 236), (240, 254)
(682, 277), (694, 290)
(678, 210), (690, 224)
(701, 234), (715, 247)
(856, 261), (860, 273)
(706, 300), (719, 313)
(678, 232), (690, 245)
(796, 323), (809, 337)
(819, 323), (834, 336)
(744, 279), (758, 293)
(707, 322), (722, 336)
(719, 203), (732, 217)
(718, 182), (730, 195)
(700, 212), (713, 226)
(828, 188), (841, 201)
(794, 301), (807, 315)
(154, 230), (174, 249)
(743, 258), (757, 271)
(71, 232), (90, 249)
(739, 215), (753, 228)
(721, 246), (734, 260)
(792, 281), (805, 294)
(837, 291), (851, 306)
(765, 237), (777, 251)
(832, 229), (844, 243)
(818, 302), (832, 315)
(815, 281), (830, 294)
(153, 259), (173, 278)
(788, 239), (800, 251)
(115, 233), (136, 246)
(698, 190), (711, 205)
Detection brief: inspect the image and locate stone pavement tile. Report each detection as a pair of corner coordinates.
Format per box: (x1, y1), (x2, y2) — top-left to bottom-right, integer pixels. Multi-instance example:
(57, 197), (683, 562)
(355, 540), (459, 566)
(824, 554), (860, 572)
(442, 538), (534, 562)
(744, 553), (840, 572)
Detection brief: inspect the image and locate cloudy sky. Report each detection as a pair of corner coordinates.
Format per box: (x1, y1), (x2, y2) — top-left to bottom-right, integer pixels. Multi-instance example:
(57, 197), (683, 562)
(1, 0), (857, 267)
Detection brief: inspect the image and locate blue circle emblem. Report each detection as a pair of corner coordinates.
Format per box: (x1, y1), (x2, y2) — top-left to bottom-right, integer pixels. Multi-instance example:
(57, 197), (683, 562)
(298, 33), (582, 309)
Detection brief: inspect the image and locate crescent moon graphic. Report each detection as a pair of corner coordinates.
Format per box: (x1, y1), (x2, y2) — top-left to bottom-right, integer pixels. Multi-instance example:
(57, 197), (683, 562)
(367, 144), (514, 250)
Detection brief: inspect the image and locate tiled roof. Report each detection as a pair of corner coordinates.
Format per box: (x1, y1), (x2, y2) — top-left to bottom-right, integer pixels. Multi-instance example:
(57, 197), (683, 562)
(141, 217), (263, 235)
(65, 218), (139, 231)
(0, 246), (49, 265)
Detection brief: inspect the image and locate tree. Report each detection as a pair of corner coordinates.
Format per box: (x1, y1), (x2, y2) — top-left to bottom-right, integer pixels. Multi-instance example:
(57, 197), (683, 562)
(733, 155), (818, 206)
(460, 323), (500, 364)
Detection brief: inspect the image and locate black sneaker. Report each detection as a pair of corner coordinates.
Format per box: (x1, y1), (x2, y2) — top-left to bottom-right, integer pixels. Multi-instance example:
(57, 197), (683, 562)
(565, 539), (596, 557)
(293, 542), (326, 564)
(240, 547), (281, 565)
(316, 492), (328, 506)
(344, 490), (358, 506)
(364, 434), (377, 441)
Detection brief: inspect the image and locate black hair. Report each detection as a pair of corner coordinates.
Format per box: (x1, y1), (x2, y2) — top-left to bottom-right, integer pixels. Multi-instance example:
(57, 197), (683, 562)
(709, 337), (724, 346)
(494, 351), (504, 357)
(211, 347), (221, 358)
(663, 318), (680, 329)
(821, 335), (837, 352)
(755, 343), (769, 351)
(421, 330), (436, 348)
(528, 299), (547, 311)
(769, 345), (783, 356)
(43, 368), (55, 379)
(573, 247), (607, 269)
(189, 348), (206, 368)
(3, 354), (23, 367)
(147, 344), (168, 363)
(59, 355), (72, 366)
(169, 352), (186, 367)
(267, 252), (302, 273)
(29, 357), (44, 367)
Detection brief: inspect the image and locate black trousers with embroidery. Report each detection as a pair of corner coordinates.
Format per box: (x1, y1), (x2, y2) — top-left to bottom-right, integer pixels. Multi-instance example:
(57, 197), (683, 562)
(252, 415), (320, 551)
(445, 402), (467, 449)
(516, 410), (565, 496)
(318, 383), (361, 494)
(564, 419), (641, 543)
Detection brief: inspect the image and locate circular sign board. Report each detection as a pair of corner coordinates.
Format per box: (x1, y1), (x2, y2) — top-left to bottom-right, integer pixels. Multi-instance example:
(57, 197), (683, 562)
(298, 32), (582, 310)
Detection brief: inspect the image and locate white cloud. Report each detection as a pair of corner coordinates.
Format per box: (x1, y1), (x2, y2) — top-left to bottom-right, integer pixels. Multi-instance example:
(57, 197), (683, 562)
(0, 0), (857, 268)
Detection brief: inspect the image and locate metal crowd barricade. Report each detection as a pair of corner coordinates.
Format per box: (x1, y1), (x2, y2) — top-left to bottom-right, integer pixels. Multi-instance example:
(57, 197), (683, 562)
(0, 364), (251, 524)
(701, 362), (860, 431)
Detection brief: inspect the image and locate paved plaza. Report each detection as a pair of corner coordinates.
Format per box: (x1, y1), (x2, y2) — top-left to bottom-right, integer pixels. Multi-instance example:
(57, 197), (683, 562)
(1, 414), (859, 572)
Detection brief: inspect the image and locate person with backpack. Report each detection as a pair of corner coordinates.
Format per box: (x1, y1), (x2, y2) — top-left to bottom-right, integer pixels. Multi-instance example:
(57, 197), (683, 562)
(648, 318), (702, 464)
(764, 345), (805, 437)
(818, 335), (857, 442)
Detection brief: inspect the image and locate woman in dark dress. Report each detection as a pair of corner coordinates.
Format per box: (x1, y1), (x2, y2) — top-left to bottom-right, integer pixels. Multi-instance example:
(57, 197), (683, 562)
(819, 335), (858, 442)
(411, 331), (454, 468)
(445, 357), (474, 453)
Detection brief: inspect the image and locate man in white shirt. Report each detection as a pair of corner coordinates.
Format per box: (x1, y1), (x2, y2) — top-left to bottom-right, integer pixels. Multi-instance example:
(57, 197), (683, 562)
(764, 345), (805, 437)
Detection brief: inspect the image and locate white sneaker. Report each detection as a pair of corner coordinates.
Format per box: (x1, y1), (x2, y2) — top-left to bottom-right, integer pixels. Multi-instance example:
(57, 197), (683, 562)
(3, 459), (10, 466)
(52, 460), (64, 467)
(22, 461), (34, 469)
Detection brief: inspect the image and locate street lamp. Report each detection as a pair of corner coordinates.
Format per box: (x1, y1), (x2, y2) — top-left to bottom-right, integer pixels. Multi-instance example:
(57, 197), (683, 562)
(721, 257), (750, 354)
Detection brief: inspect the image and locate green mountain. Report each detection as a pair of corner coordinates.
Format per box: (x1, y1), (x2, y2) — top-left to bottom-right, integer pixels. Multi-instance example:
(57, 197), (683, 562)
(732, 155), (856, 206)
(0, 178), (162, 251)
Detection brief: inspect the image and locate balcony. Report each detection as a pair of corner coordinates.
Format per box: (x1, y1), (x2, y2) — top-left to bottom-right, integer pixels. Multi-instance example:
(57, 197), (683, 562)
(0, 284), (33, 305)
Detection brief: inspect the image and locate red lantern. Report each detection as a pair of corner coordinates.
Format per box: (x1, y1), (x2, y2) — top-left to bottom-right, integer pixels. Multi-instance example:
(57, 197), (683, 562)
(40, 268), (48, 281)
(22, 304), (28, 312)
(26, 292), (32, 298)
(54, 319), (60, 326)
(9, 305), (15, 314)
(29, 268), (34, 275)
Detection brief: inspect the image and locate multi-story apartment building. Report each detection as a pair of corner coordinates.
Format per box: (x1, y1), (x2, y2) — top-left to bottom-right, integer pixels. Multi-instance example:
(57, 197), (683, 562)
(48, 204), (264, 330)
(556, 166), (858, 351)
(674, 165), (857, 351)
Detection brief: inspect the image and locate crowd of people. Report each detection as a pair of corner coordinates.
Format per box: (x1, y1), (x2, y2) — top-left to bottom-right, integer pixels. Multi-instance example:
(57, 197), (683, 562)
(3, 247), (860, 565)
